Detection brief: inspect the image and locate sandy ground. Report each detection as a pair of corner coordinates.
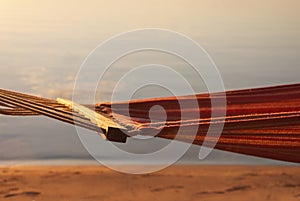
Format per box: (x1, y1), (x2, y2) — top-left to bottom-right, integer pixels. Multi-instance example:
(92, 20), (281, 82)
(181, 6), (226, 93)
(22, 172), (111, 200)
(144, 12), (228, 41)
(0, 165), (299, 201)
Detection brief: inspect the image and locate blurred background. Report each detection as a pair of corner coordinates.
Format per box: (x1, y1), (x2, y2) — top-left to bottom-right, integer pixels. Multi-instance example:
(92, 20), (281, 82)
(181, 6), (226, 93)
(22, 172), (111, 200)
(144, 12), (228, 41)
(0, 0), (299, 165)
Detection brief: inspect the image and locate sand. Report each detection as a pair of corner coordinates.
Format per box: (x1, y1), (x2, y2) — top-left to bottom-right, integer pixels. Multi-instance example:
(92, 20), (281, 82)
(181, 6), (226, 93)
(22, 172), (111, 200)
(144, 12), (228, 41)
(0, 165), (299, 201)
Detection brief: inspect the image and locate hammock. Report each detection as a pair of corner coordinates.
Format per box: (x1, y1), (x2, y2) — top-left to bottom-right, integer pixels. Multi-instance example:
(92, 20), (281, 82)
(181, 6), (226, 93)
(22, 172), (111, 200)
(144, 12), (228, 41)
(1, 83), (300, 163)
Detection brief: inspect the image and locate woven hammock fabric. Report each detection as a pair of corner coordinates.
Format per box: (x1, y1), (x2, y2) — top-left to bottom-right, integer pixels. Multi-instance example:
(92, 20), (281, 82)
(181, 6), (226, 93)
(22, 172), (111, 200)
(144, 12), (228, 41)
(1, 83), (300, 163)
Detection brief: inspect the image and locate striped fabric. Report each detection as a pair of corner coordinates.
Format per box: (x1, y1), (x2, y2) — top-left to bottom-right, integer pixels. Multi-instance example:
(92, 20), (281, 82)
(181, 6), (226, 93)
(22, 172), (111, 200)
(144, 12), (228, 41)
(1, 83), (300, 163)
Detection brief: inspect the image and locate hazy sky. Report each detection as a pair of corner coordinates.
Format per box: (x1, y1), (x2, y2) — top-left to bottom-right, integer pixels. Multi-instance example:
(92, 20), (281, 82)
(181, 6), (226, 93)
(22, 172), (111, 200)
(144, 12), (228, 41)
(0, 0), (299, 164)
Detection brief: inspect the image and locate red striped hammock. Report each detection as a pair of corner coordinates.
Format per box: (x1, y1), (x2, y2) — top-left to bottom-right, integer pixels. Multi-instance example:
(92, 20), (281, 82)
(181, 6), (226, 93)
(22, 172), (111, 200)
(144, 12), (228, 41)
(1, 83), (300, 163)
